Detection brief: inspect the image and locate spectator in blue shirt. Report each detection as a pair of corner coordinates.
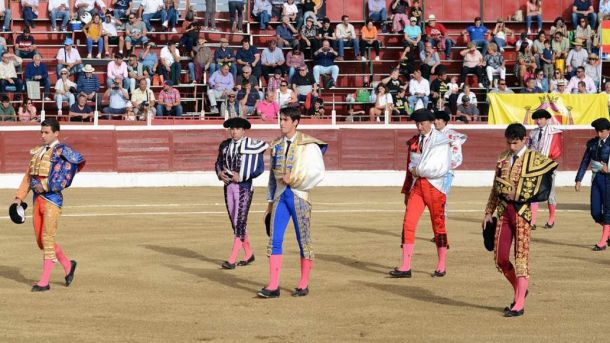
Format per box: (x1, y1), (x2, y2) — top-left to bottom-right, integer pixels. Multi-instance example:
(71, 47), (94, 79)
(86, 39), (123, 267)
(313, 40), (339, 88)
(368, 0), (388, 33)
(213, 37), (237, 77)
(276, 16), (299, 49)
(24, 53), (51, 99)
(572, 0), (597, 28)
(462, 17), (489, 55)
(235, 38), (261, 78)
(77, 64), (102, 108)
(521, 77), (543, 93)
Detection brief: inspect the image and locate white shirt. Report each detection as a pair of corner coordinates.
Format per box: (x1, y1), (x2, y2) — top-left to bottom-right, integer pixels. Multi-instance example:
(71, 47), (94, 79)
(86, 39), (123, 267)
(336, 23), (356, 40)
(278, 89), (295, 108)
(160, 46), (180, 65)
(140, 0), (164, 14)
(0, 61), (17, 79)
(56, 47), (82, 64)
(75, 0), (106, 11)
(511, 145), (527, 166)
(102, 20), (118, 37)
(456, 92), (478, 106)
(54, 78), (77, 95)
(376, 93), (393, 107)
(0, 0), (4, 11)
(48, 0), (69, 11)
(282, 3), (298, 16)
(22, 0), (39, 7)
(409, 78), (430, 96)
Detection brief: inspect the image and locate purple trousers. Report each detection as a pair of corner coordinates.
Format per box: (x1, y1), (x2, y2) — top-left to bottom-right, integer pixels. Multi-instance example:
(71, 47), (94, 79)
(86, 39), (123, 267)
(224, 182), (254, 240)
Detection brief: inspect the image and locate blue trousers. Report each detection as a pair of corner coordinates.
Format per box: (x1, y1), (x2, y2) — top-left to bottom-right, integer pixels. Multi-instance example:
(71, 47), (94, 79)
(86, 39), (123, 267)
(269, 187), (313, 259)
(23, 6), (37, 26)
(442, 171), (454, 219)
(591, 173), (610, 224)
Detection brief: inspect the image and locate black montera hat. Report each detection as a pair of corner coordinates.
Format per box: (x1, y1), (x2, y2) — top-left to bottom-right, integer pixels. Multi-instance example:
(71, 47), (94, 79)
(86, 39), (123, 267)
(531, 109), (552, 119)
(434, 109), (450, 122)
(410, 109), (435, 122)
(482, 217), (497, 252)
(592, 118), (610, 131)
(223, 117), (251, 129)
(9, 202), (28, 224)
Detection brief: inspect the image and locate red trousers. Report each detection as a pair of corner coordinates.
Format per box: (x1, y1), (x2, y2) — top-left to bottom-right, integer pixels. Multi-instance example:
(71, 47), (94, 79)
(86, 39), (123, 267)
(403, 178), (448, 247)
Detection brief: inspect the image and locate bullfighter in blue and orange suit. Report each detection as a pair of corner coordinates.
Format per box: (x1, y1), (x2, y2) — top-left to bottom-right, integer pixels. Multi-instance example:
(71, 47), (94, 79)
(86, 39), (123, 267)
(13, 119), (85, 292)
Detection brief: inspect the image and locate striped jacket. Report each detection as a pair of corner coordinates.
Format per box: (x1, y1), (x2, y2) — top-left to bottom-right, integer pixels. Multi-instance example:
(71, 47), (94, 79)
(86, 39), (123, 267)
(215, 137), (269, 187)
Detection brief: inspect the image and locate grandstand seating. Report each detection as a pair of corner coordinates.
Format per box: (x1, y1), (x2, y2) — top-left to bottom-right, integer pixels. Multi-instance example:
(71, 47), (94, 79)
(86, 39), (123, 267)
(0, 0), (606, 124)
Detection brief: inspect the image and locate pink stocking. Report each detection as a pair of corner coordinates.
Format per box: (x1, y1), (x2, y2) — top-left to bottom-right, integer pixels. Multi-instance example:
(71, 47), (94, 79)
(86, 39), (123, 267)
(227, 238), (242, 264)
(298, 258), (313, 289)
(597, 225), (610, 247)
(547, 204), (556, 225)
(54, 244), (72, 275)
(512, 277), (529, 311)
(267, 255), (282, 290)
(398, 244), (414, 271)
(242, 235), (253, 260)
(436, 247), (447, 272)
(530, 203), (538, 225)
(37, 259), (55, 287)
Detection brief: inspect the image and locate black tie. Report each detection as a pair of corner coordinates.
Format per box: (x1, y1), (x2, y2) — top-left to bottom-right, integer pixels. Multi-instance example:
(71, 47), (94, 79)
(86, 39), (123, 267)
(512, 154), (518, 165)
(285, 140), (291, 158)
(418, 135), (424, 152)
(538, 130), (542, 142)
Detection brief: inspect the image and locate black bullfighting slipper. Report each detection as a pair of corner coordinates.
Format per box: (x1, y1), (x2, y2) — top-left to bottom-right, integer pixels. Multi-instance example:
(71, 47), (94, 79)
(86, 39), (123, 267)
(504, 308), (525, 317)
(531, 225), (537, 230)
(389, 268), (412, 278)
(257, 287), (280, 298)
(237, 255), (255, 266)
(221, 261), (236, 269)
(544, 222), (554, 229)
(292, 288), (309, 297)
(593, 244), (607, 251)
(431, 270), (446, 277)
(31, 284), (50, 292)
(65, 260), (77, 287)
(505, 290), (529, 312)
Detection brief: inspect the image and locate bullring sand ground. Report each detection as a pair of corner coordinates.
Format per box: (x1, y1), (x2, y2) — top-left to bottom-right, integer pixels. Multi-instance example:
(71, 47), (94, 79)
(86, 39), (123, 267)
(0, 186), (607, 342)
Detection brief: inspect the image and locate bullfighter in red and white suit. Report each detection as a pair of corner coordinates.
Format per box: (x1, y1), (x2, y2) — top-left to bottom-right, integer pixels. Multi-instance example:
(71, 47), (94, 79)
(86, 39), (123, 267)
(390, 109), (451, 279)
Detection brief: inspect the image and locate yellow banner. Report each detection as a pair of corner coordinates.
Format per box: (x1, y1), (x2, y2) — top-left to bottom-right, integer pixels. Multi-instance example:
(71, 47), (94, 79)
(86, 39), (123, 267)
(488, 93), (609, 125)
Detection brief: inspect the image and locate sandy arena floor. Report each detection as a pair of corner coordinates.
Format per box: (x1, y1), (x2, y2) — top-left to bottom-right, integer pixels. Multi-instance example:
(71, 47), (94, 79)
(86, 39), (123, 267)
(0, 186), (606, 342)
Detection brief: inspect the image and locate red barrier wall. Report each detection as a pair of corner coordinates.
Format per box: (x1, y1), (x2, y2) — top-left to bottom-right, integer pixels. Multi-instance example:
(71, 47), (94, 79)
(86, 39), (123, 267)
(0, 128), (589, 173)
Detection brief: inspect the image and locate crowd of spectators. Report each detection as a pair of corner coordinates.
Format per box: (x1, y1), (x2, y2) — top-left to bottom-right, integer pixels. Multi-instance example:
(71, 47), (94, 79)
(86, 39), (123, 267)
(0, 0), (609, 123)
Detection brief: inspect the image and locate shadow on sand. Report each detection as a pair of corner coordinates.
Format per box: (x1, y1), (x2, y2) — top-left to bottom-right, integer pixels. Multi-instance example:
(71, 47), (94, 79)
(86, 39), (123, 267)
(355, 280), (500, 313)
(0, 265), (33, 285)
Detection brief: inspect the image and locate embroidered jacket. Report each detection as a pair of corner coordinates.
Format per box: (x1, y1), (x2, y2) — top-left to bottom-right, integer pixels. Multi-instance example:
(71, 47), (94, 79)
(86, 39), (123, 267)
(485, 149), (557, 277)
(576, 137), (610, 182)
(16, 142), (86, 208)
(267, 132), (327, 202)
(401, 129), (451, 194)
(215, 137), (269, 188)
(528, 124), (562, 160)
(439, 126), (467, 170)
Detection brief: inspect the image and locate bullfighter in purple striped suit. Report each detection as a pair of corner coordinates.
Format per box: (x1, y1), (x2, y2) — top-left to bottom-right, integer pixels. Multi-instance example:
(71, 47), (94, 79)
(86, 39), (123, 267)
(215, 117), (269, 270)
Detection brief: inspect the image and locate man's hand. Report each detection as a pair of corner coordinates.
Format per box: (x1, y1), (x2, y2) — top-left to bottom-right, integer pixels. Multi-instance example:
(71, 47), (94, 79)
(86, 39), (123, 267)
(13, 197), (21, 205)
(282, 173), (291, 185)
(32, 183), (44, 193)
(602, 163), (608, 174)
(264, 202), (273, 218)
(575, 181), (582, 192)
(218, 171), (231, 184)
(231, 172), (240, 183)
(482, 213), (493, 229)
